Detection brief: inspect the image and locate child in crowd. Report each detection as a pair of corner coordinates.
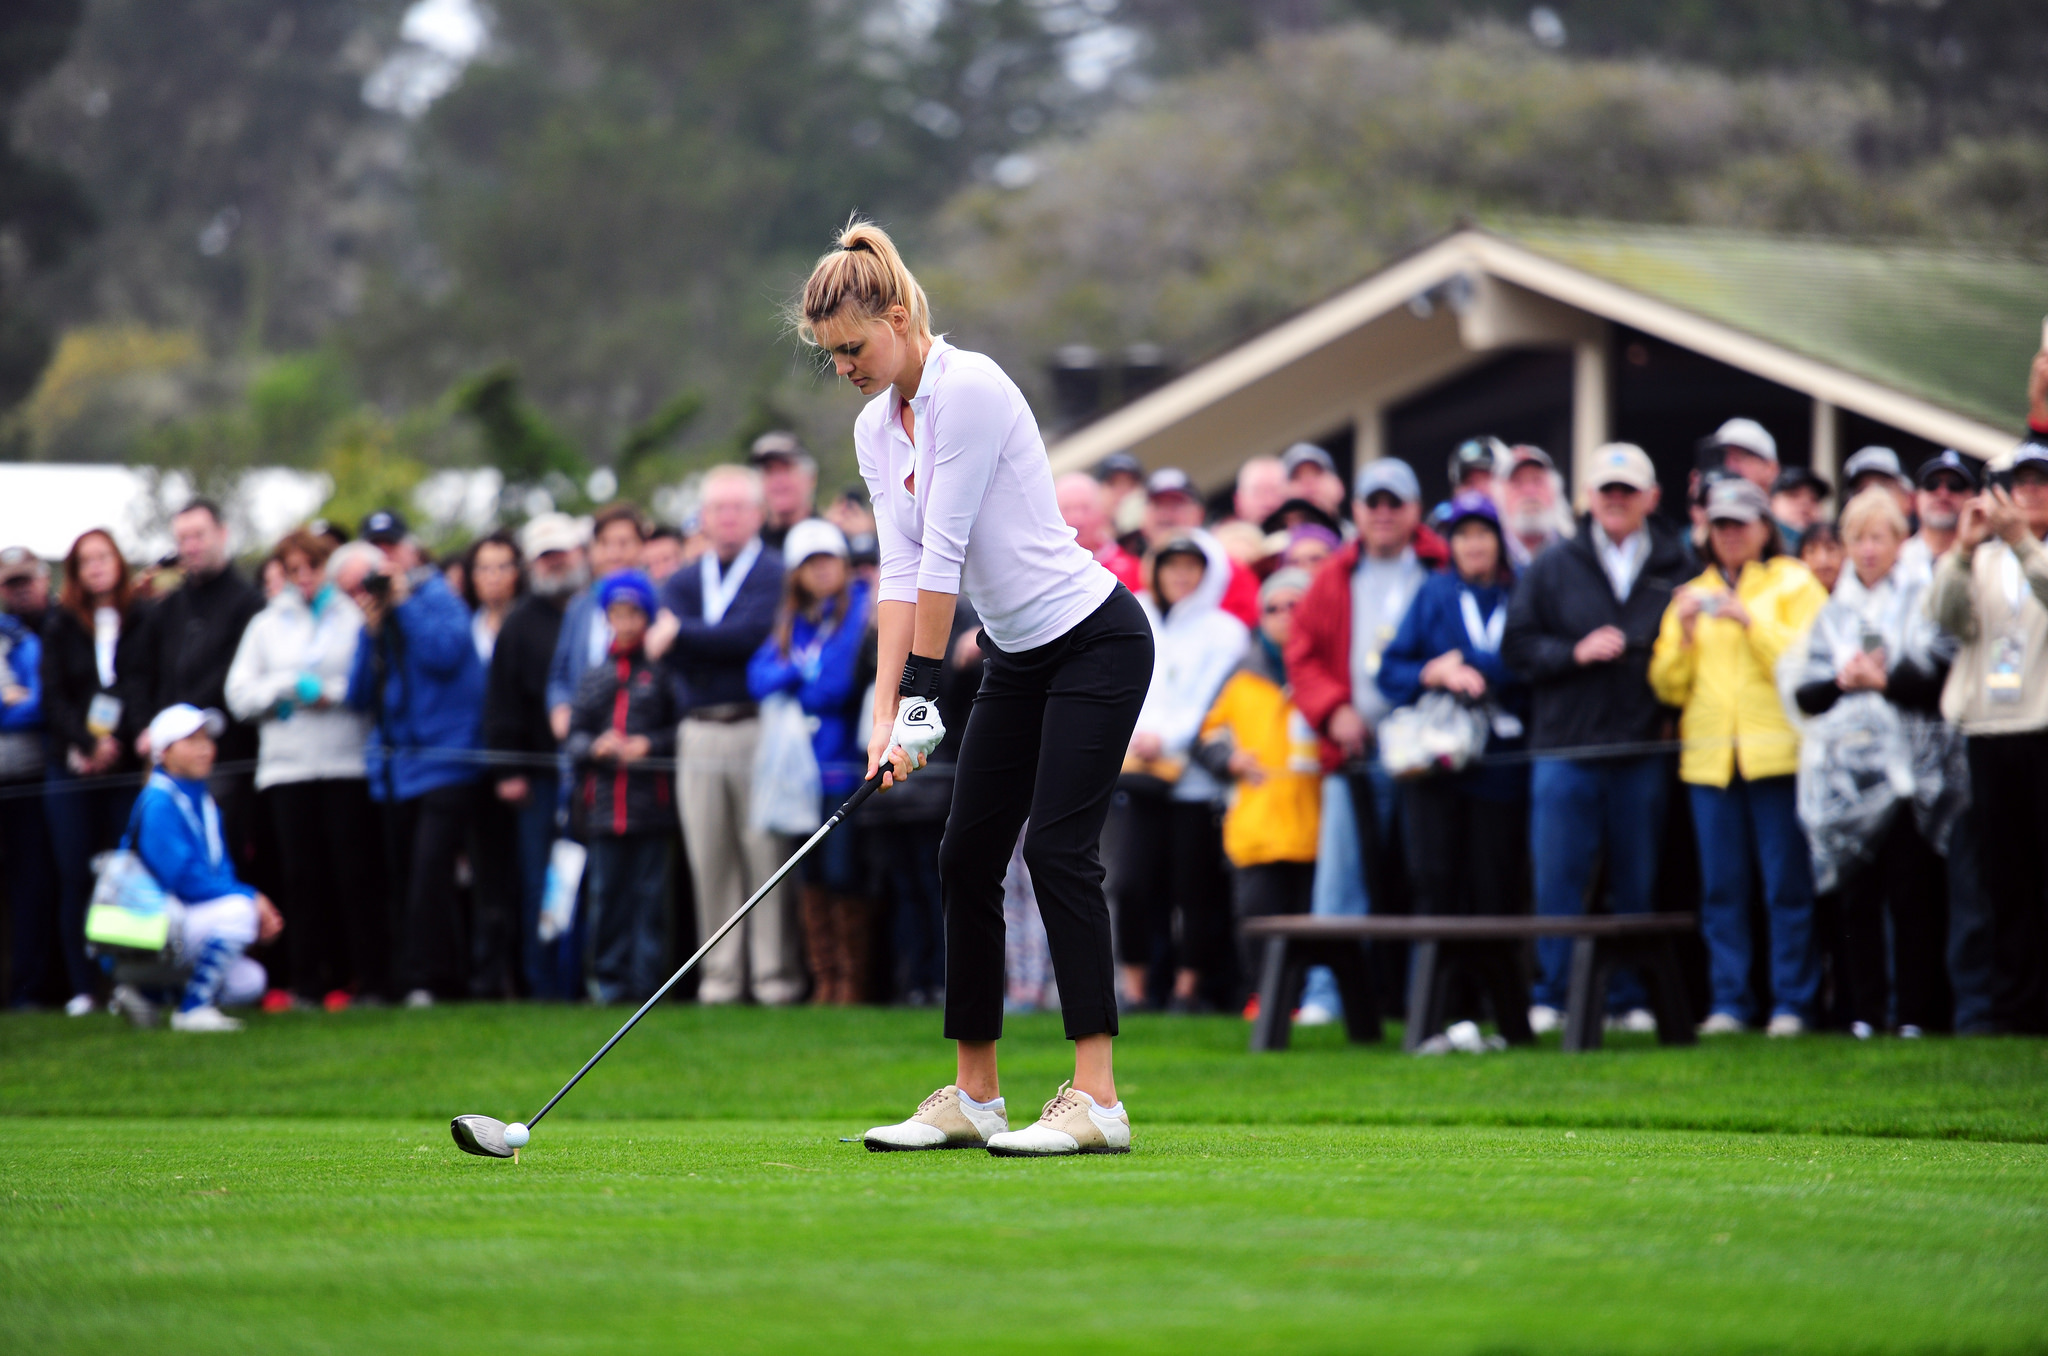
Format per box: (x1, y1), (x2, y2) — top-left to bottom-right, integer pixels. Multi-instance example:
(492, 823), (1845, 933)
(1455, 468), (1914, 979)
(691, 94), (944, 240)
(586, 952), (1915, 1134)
(129, 704), (283, 1031)
(566, 572), (676, 1005)
(1196, 567), (1321, 1008)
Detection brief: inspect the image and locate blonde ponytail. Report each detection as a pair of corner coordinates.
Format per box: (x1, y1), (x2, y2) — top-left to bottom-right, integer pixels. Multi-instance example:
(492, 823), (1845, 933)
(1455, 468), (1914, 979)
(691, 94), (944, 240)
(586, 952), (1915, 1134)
(795, 218), (932, 345)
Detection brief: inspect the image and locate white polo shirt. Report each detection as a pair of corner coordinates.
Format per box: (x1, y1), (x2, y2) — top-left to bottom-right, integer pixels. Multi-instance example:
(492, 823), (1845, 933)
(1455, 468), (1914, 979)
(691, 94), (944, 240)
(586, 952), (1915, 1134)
(855, 337), (1116, 652)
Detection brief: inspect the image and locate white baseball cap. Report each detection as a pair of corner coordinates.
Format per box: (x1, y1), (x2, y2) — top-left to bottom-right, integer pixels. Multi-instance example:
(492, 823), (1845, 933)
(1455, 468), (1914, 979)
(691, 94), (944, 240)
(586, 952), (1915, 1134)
(1589, 443), (1658, 492)
(147, 704), (225, 761)
(519, 512), (586, 558)
(782, 517), (849, 565)
(1711, 417), (1778, 464)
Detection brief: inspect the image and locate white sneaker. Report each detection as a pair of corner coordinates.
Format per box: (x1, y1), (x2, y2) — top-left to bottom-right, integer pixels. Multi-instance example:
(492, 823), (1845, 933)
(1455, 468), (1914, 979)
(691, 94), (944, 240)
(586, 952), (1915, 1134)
(1607, 1007), (1657, 1034)
(170, 1005), (243, 1033)
(1527, 1004), (1561, 1034)
(64, 993), (97, 1017)
(1698, 1012), (1745, 1035)
(1765, 1013), (1805, 1038)
(1850, 1020), (1874, 1040)
(404, 989), (435, 1010)
(864, 1086), (1008, 1152)
(986, 1082), (1131, 1157)
(1898, 1024), (1924, 1039)
(1294, 1003), (1338, 1027)
(108, 984), (158, 1029)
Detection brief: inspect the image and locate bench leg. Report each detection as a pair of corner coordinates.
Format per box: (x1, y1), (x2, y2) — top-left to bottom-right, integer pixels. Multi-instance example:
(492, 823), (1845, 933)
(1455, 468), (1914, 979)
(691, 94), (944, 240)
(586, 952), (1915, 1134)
(1403, 940), (1442, 1053)
(1638, 939), (1697, 1047)
(1332, 941), (1384, 1045)
(1562, 936), (1604, 1052)
(1249, 937), (1298, 1053)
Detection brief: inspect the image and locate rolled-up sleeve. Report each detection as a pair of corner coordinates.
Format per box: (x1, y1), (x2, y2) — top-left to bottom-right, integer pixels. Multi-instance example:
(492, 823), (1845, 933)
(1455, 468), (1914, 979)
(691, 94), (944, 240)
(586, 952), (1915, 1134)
(915, 371), (1011, 596)
(857, 423), (921, 606)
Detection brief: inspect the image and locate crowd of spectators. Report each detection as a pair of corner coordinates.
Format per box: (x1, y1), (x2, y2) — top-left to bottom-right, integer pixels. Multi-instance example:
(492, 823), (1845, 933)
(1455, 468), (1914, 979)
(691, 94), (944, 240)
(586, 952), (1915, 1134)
(4, 351), (2048, 1042)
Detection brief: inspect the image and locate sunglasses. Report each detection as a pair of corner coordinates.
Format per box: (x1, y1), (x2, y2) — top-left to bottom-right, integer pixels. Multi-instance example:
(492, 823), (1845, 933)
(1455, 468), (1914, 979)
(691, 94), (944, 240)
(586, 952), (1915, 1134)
(1261, 599), (1299, 615)
(1923, 477), (1970, 494)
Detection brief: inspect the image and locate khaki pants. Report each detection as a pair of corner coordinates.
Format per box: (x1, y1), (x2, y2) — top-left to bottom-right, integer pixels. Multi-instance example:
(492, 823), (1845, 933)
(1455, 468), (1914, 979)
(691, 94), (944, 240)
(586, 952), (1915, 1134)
(677, 717), (802, 1004)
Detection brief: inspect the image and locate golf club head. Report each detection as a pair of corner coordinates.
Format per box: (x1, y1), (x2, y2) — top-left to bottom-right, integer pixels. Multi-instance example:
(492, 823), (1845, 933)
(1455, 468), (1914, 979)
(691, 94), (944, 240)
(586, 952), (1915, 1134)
(451, 1114), (514, 1158)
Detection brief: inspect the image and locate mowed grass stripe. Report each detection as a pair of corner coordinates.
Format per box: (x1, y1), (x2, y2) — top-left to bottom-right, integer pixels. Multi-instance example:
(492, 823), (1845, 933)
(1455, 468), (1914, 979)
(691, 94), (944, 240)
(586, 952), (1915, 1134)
(4, 1119), (2045, 1355)
(3, 1006), (2045, 1141)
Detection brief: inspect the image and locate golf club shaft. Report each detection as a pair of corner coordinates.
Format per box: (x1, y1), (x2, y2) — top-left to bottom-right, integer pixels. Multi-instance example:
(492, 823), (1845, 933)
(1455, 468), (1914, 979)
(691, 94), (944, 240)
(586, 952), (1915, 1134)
(525, 769), (887, 1130)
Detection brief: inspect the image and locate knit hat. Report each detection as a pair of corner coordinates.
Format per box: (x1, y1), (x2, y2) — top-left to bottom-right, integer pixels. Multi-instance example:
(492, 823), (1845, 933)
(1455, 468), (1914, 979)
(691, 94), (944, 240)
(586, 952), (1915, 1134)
(596, 570), (657, 617)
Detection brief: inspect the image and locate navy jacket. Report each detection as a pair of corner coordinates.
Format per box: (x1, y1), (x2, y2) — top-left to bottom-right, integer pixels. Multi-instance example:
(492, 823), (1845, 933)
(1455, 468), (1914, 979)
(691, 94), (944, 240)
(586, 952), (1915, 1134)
(1378, 570), (1529, 802)
(657, 542), (783, 712)
(346, 573), (484, 801)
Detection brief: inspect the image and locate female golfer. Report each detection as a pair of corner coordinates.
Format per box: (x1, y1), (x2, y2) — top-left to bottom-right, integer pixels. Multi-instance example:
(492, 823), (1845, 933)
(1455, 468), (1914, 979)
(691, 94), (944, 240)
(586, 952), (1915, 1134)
(798, 221), (1153, 1156)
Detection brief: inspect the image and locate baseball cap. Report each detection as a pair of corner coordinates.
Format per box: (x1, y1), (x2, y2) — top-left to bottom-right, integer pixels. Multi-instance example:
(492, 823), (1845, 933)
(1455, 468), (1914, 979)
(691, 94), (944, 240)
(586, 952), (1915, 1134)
(1280, 443), (1336, 478)
(1354, 458), (1421, 505)
(1258, 497), (1342, 536)
(519, 512), (586, 559)
(1152, 535), (1208, 568)
(1259, 567), (1313, 605)
(1705, 478), (1771, 524)
(1710, 417), (1778, 464)
(1146, 467), (1199, 501)
(782, 517), (850, 565)
(1448, 437), (1508, 486)
(1094, 451), (1144, 481)
(1588, 443), (1657, 493)
(1842, 445), (1908, 488)
(748, 430), (808, 465)
(1773, 465), (1832, 498)
(595, 570), (658, 617)
(2011, 441), (2048, 476)
(361, 508), (409, 544)
(146, 704), (225, 760)
(0, 545), (41, 583)
(1915, 449), (1980, 490)
(1506, 444), (1555, 474)
(1441, 490), (1503, 536)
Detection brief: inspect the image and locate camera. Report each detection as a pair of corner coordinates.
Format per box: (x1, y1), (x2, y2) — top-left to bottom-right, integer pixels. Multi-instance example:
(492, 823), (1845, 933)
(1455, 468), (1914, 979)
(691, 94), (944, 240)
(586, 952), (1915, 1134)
(363, 572), (392, 600)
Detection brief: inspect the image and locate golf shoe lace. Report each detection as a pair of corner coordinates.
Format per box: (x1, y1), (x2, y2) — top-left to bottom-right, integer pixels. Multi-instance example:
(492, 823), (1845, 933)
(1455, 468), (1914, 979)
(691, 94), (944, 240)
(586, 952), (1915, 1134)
(1039, 1081), (1081, 1124)
(917, 1087), (953, 1115)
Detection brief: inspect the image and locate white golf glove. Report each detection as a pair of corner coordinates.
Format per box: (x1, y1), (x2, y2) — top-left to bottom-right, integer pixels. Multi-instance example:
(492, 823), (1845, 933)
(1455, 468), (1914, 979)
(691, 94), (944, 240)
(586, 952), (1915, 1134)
(888, 697), (946, 766)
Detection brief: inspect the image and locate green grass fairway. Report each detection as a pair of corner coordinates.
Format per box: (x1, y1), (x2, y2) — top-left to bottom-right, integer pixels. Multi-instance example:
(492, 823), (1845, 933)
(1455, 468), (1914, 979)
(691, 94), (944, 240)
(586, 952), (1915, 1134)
(5, 1008), (2046, 1354)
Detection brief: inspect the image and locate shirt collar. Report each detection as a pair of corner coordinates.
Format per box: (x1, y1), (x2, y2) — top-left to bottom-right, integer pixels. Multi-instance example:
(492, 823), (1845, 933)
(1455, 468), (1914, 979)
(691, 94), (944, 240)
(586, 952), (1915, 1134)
(906, 335), (952, 406)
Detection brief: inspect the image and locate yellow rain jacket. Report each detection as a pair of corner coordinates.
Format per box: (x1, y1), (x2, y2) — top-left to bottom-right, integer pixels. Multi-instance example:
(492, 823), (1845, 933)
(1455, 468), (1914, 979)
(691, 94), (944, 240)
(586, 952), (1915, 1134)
(1648, 555), (1827, 788)
(1197, 643), (1321, 867)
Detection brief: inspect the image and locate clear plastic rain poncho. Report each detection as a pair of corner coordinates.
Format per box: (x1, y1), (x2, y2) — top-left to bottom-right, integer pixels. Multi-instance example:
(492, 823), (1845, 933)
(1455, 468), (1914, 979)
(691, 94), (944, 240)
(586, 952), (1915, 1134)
(1780, 560), (1967, 894)
(1378, 691), (1496, 780)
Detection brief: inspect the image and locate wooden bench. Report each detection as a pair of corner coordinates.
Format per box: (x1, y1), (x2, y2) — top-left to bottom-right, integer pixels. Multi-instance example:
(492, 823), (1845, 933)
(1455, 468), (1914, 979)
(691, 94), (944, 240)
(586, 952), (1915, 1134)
(1241, 913), (1699, 1054)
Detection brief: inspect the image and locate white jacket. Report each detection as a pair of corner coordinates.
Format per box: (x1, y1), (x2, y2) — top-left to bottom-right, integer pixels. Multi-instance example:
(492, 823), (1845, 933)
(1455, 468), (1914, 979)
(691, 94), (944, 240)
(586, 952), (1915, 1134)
(1135, 531), (1250, 802)
(225, 587), (371, 789)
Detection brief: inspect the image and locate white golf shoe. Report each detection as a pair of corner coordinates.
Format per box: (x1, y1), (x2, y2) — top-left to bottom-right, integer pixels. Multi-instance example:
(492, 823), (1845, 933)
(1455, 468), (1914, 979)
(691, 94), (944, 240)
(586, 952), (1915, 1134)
(1527, 1004), (1561, 1035)
(1607, 1007), (1658, 1034)
(985, 1081), (1130, 1157)
(170, 1005), (243, 1033)
(863, 1086), (1008, 1152)
(1698, 1012), (1745, 1035)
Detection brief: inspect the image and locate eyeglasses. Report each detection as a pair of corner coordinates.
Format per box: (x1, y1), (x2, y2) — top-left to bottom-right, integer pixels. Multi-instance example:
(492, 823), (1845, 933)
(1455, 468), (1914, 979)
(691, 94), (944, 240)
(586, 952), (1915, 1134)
(1922, 477), (1970, 495)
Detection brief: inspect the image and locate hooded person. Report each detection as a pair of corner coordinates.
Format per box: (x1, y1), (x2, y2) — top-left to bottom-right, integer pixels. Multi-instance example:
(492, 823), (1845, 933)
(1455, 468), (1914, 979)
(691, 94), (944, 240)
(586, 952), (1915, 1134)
(1115, 532), (1249, 1012)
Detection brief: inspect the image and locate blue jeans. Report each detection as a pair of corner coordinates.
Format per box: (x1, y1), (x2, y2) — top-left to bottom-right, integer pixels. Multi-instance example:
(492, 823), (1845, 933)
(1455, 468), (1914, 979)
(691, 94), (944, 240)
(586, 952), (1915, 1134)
(1529, 756), (1669, 1010)
(1689, 775), (1818, 1022)
(801, 789), (863, 894)
(585, 831), (670, 1005)
(1945, 807), (1997, 1034)
(1302, 766), (1400, 1014)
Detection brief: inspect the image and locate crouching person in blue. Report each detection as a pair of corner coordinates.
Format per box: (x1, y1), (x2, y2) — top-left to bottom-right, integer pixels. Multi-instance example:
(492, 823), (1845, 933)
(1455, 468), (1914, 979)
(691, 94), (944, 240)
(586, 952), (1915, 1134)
(565, 572), (676, 1004)
(133, 704), (283, 1031)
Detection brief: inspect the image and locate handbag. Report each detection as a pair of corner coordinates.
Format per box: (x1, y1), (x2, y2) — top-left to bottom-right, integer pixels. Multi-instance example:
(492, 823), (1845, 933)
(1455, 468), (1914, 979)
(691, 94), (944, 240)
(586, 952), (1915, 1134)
(84, 802), (173, 954)
(749, 691), (824, 835)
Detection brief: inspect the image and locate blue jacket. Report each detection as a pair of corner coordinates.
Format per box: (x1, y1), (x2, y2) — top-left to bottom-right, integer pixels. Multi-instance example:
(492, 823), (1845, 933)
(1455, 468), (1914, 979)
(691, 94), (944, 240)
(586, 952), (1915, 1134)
(1378, 570), (1529, 802)
(545, 588), (605, 716)
(346, 573), (484, 801)
(132, 772), (253, 903)
(747, 579), (872, 795)
(659, 542), (784, 712)
(0, 613), (43, 732)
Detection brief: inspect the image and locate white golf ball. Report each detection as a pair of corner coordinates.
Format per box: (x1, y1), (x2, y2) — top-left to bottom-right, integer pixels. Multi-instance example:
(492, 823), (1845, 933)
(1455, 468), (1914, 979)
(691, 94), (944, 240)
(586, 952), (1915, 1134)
(504, 1122), (530, 1148)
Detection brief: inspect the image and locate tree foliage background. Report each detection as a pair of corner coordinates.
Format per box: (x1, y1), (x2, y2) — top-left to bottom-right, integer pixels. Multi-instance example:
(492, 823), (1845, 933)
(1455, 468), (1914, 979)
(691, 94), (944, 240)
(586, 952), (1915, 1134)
(4, 0), (2047, 524)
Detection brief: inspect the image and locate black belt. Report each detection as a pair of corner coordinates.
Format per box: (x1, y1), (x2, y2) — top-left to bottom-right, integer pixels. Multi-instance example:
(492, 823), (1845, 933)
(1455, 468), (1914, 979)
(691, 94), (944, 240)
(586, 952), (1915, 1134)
(685, 702), (758, 724)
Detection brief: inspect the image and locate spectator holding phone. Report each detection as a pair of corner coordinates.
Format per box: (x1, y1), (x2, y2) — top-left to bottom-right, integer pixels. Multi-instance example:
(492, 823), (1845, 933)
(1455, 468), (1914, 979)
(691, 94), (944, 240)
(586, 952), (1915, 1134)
(1651, 478), (1827, 1036)
(1927, 434), (2048, 1034)
(1788, 490), (1961, 1037)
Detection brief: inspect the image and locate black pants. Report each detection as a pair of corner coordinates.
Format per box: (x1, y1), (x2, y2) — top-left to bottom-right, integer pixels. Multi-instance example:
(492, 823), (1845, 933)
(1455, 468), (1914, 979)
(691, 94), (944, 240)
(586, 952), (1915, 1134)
(1112, 790), (1231, 989)
(1232, 860), (1315, 999)
(1968, 730), (2048, 1033)
(1402, 778), (1533, 1042)
(2, 773), (55, 1007)
(384, 782), (473, 998)
(938, 586), (1153, 1042)
(270, 778), (385, 999)
(468, 781), (521, 999)
(1839, 815), (1950, 1032)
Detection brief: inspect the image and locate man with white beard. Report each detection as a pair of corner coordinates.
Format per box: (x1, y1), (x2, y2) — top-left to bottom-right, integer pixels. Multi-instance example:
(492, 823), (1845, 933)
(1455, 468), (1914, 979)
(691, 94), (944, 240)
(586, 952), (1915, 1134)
(1499, 445), (1575, 571)
(1897, 449), (1975, 585)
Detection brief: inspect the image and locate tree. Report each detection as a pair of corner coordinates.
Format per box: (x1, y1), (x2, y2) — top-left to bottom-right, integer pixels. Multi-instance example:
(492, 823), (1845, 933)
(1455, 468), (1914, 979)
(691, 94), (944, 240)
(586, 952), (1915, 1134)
(0, 0), (95, 413)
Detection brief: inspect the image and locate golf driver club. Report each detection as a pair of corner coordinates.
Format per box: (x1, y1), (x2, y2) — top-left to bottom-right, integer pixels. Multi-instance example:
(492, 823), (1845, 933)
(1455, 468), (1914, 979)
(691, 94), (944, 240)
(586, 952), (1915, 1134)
(452, 768), (887, 1159)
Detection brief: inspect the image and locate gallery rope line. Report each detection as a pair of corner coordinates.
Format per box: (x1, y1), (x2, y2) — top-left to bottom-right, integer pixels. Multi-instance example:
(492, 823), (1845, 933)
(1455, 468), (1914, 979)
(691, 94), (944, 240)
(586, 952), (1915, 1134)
(0, 730), (1789, 803)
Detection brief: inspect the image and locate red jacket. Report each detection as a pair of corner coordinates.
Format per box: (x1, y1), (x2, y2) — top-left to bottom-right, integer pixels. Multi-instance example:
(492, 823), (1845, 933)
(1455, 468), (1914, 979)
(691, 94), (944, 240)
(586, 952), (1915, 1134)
(1096, 543), (1144, 595)
(1284, 527), (1448, 771)
(1221, 558), (1261, 629)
